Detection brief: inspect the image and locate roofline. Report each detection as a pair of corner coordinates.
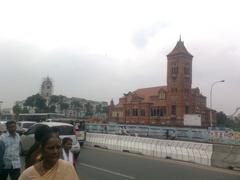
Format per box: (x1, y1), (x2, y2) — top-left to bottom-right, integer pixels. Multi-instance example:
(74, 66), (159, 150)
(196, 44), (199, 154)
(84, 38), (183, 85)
(39, 122), (73, 126)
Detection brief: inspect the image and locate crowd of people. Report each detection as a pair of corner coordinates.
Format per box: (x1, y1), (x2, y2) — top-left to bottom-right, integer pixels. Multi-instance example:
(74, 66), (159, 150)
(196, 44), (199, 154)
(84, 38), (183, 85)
(0, 120), (80, 180)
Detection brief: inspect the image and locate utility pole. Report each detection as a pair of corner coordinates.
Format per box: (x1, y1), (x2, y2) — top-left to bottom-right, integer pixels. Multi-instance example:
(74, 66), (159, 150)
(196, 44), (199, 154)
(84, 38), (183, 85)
(209, 80), (225, 127)
(0, 101), (3, 120)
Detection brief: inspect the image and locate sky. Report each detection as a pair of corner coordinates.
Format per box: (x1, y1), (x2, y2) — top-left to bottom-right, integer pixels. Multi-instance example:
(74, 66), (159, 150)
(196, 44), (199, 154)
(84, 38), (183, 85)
(0, 0), (239, 115)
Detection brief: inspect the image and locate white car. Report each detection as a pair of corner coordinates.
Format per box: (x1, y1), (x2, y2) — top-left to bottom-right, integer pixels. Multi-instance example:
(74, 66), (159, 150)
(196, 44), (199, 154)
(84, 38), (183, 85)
(17, 121), (36, 135)
(0, 121), (7, 135)
(20, 122), (80, 157)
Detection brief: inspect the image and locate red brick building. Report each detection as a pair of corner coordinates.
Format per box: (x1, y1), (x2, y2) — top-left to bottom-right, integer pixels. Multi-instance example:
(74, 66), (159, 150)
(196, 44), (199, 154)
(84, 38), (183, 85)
(108, 39), (213, 127)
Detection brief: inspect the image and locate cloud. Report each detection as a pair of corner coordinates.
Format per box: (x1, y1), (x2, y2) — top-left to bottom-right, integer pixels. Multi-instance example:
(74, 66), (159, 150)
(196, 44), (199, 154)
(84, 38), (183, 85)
(132, 22), (167, 48)
(0, 41), (144, 107)
(189, 40), (240, 114)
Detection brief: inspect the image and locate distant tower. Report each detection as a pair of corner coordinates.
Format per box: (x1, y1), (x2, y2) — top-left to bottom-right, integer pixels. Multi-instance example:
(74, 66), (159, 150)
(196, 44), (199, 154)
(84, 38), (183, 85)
(40, 77), (53, 103)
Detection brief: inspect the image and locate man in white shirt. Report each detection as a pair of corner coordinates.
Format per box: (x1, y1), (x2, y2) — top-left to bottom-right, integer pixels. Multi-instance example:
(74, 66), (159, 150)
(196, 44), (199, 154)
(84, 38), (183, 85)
(0, 120), (21, 180)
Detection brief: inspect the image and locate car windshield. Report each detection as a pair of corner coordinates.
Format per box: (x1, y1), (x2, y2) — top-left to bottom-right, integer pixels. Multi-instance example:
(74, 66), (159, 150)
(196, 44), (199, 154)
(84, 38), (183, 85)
(56, 125), (74, 135)
(22, 123), (35, 129)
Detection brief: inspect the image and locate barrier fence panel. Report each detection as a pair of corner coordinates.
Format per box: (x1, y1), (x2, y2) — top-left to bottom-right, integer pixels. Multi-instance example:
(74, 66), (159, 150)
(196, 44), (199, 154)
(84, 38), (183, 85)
(175, 141), (183, 161)
(169, 141), (178, 160)
(86, 133), (214, 167)
(160, 140), (168, 158)
(86, 123), (240, 145)
(130, 136), (138, 153)
(181, 142), (190, 162)
(187, 143), (195, 163)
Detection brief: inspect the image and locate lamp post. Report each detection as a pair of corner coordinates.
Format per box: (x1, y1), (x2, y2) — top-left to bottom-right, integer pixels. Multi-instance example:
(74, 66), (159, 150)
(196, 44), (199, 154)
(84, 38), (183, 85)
(210, 80), (225, 127)
(0, 101), (2, 120)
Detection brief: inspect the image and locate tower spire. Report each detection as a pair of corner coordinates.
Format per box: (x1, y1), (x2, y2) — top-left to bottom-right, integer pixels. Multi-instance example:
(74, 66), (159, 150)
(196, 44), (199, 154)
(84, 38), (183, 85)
(167, 37), (193, 57)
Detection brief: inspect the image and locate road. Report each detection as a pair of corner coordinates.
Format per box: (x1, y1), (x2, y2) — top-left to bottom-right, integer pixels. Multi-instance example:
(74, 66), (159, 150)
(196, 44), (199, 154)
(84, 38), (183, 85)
(76, 146), (240, 180)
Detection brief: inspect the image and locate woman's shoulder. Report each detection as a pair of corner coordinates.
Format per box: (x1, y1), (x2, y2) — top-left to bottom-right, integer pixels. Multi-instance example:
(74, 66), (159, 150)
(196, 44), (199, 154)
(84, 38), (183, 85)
(58, 159), (73, 166)
(58, 159), (76, 170)
(19, 166), (39, 180)
(58, 159), (79, 180)
(23, 166), (37, 174)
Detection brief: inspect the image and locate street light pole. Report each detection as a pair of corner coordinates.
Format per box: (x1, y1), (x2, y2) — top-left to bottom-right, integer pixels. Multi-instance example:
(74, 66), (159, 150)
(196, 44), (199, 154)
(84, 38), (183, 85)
(210, 80), (225, 127)
(0, 101), (2, 121)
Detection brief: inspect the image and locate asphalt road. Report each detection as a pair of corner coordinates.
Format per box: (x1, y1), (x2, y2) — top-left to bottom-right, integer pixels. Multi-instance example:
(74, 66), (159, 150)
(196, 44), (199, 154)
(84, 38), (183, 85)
(76, 146), (240, 180)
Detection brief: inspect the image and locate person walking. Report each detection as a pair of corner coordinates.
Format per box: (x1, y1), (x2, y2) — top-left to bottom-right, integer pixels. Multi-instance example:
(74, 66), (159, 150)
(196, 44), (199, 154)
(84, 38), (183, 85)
(19, 132), (79, 180)
(0, 120), (21, 180)
(0, 139), (5, 174)
(61, 137), (76, 167)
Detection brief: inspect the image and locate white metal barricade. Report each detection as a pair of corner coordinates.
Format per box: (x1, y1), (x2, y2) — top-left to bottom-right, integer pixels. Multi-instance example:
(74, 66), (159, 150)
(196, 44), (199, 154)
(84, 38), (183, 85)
(175, 141), (183, 161)
(192, 143), (202, 164)
(85, 133), (213, 166)
(181, 142), (191, 162)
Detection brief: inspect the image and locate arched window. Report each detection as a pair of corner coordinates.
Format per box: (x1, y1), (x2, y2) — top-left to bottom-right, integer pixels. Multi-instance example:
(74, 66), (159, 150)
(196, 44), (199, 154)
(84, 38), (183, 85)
(159, 91), (166, 99)
(171, 63), (178, 74)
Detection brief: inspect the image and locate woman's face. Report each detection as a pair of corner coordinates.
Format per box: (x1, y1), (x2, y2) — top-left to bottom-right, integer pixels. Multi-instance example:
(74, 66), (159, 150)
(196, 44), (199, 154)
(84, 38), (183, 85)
(63, 140), (73, 151)
(43, 137), (61, 164)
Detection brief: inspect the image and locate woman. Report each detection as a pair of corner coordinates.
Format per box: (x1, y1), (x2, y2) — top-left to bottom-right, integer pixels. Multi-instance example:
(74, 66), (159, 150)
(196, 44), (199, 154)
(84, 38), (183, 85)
(19, 133), (79, 180)
(25, 125), (52, 168)
(61, 137), (76, 167)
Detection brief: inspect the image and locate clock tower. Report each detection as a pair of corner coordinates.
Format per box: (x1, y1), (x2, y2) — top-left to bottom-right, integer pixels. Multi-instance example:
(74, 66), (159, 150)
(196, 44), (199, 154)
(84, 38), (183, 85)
(166, 38), (193, 124)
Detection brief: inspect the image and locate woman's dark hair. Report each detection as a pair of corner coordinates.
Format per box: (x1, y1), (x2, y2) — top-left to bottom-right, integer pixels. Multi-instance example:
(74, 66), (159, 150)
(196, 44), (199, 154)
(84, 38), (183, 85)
(35, 125), (52, 142)
(62, 137), (72, 146)
(25, 125), (53, 168)
(40, 132), (60, 149)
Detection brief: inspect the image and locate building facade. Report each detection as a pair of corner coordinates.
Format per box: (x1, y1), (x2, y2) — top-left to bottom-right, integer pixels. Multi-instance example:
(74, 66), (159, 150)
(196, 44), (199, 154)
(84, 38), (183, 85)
(108, 39), (212, 127)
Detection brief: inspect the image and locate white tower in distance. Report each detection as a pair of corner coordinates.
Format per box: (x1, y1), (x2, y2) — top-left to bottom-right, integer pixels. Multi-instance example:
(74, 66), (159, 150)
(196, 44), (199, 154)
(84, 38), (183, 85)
(40, 77), (53, 104)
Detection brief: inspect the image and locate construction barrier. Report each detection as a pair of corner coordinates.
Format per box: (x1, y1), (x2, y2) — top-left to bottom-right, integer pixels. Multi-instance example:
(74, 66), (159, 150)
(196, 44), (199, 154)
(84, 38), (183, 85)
(86, 133), (213, 166)
(211, 144), (240, 169)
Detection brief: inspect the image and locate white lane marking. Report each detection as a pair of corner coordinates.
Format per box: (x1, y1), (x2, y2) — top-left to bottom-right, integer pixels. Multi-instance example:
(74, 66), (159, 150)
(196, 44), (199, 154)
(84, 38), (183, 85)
(80, 163), (136, 179)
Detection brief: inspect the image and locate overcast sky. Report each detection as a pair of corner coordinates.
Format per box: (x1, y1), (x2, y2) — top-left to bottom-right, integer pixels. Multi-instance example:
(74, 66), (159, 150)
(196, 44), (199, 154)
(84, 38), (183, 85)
(0, 0), (239, 115)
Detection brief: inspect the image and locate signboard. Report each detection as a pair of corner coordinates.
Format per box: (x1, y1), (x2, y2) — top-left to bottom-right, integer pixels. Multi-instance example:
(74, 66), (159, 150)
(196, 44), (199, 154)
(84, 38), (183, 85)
(184, 114), (201, 126)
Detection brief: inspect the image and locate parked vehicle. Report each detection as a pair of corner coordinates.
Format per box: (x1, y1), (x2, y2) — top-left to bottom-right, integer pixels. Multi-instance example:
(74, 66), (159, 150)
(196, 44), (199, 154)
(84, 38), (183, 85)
(0, 121), (7, 135)
(49, 118), (86, 146)
(74, 120), (86, 146)
(17, 121), (36, 135)
(20, 122), (80, 157)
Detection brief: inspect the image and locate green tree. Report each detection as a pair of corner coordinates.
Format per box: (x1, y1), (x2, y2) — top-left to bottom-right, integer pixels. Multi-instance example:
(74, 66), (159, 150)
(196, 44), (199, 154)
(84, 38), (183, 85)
(216, 111), (227, 126)
(22, 107), (29, 113)
(24, 95), (35, 107)
(35, 94), (47, 112)
(12, 104), (22, 118)
(48, 105), (56, 113)
(24, 94), (47, 113)
(216, 111), (240, 131)
(49, 95), (60, 105)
